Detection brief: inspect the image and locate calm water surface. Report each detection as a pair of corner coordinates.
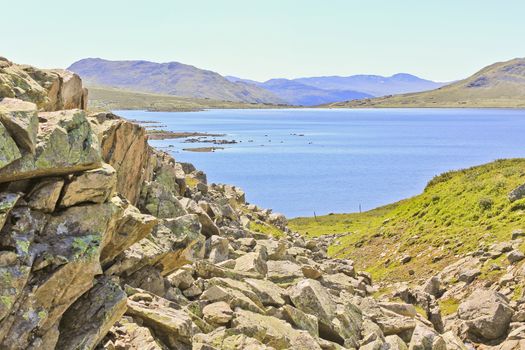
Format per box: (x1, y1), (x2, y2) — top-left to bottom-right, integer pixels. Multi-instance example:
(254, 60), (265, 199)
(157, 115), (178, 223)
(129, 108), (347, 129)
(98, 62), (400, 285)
(117, 109), (525, 218)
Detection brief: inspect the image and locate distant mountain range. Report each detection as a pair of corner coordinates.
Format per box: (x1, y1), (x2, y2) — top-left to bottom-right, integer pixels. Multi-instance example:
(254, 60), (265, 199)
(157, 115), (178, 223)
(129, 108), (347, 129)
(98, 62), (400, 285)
(227, 74), (445, 106)
(68, 58), (285, 105)
(227, 77), (372, 106)
(69, 58), (445, 106)
(326, 58), (525, 108)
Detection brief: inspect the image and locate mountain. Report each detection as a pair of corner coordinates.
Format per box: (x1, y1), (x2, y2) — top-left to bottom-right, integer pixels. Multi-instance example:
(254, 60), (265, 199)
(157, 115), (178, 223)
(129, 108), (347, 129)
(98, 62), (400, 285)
(226, 76), (372, 106)
(68, 58), (285, 104)
(294, 73), (446, 96)
(226, 73), (444, 106)
(326, 58), (525, 108)
(257, 79), (372, 106)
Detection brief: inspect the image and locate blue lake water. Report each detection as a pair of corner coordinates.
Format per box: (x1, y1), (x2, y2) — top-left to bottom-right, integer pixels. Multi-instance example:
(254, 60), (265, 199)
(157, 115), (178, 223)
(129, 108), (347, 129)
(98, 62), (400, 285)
(116, 108), (525, 218)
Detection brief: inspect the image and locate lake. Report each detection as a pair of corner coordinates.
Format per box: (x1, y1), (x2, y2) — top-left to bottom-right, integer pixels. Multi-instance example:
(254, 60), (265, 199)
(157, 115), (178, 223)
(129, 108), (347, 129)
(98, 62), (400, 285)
(116, 108), (525, 218)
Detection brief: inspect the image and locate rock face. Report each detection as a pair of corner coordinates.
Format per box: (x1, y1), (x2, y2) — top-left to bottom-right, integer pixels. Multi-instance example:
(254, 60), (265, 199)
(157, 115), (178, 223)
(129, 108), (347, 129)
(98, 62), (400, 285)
(458, 289), (514, 342)
(3, 58), (523, 350)
(0, 57), (87, 111)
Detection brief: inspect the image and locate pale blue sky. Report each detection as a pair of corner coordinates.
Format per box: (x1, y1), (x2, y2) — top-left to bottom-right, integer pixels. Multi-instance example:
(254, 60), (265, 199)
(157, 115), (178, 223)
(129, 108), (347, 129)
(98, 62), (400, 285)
(3, 0), (525, 81)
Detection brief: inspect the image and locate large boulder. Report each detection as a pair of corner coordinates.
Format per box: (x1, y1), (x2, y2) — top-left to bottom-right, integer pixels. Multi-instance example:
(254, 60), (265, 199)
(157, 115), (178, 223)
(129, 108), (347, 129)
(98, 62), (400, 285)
(59, 163), (117, 207)
(0, 109), (101, 183)
(0, 98), (38, 153)
(408, 324), (446, 350)
(0, 200), (122, 349)
(0, 120), (22, 169)
(231, 309), (322, 349)
(458, 289), (514, 341)
(126, 292), (194, 347)
(55, 277), (127, 350)
(89, 113), (150, 205)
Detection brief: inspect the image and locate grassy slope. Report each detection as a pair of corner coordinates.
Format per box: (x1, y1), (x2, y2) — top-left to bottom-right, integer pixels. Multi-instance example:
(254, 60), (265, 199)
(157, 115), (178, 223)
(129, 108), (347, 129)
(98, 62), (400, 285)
(290, 159), (525, 283)
(87, 86), (289, 112)
(324, 58), (525, 108)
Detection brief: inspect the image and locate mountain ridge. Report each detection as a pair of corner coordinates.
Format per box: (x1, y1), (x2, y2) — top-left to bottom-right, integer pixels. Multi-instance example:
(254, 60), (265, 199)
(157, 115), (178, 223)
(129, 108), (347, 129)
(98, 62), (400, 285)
(326, 57), (525, 108)
(68, 58), (285, 104)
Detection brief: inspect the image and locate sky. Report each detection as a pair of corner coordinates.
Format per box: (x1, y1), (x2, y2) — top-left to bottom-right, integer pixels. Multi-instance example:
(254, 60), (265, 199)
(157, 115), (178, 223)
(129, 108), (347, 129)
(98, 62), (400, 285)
(3, 0), (525, 82)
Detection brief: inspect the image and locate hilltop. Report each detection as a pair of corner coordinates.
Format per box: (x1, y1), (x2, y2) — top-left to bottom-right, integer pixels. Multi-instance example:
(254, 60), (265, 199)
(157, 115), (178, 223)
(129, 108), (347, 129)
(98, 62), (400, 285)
(326, 58), (525, 108)
(68, 58), (285, 104)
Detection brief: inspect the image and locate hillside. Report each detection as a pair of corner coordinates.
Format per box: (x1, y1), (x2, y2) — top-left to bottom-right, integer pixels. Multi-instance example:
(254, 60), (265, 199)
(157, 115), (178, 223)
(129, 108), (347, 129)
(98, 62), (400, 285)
(295, 73), (446, 96)
(290, 159), (525, 284)
(325, 58), (525, 108)
(68, 58), (285, 104)
(87, 86), (289, 112)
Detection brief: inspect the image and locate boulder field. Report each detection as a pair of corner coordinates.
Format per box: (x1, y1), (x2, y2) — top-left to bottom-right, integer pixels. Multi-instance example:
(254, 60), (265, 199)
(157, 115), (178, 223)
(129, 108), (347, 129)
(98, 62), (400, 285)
(0, 58), (524, 349)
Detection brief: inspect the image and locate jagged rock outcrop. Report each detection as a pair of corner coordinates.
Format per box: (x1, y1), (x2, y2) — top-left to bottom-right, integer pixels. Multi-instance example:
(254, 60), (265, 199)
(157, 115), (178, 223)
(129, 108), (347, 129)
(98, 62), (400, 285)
(4, 59), (523, 350)
(0, 57), (87, 111)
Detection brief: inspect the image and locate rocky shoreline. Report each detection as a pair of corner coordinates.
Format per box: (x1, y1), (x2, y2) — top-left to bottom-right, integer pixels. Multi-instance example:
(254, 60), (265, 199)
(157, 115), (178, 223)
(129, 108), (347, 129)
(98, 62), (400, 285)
(0, 58), (524, 349)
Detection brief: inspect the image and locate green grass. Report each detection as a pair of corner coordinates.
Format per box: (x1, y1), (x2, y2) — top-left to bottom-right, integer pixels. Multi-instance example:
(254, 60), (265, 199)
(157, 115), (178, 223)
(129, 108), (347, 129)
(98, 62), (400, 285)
(290, 159), (525, 282)
(439, 298), (460, 316)
(249, 221), (285, 238)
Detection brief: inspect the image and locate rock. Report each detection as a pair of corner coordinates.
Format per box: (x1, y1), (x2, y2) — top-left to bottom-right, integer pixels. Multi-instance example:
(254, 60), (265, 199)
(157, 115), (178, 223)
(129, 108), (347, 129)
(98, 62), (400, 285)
(202, 301), (233, 325)
(104, 317), (165, 350)
(153, 214), (205, 275)
(44, 69), (87, 110)
(0, 109), (101, 183)
(0, 61), (51, 108)
(458, 289), (514, 341)
(0, 192), (20, 229)
(100, 200), (157, 265)
(59, 163), (117, 207)
(244, 278), (287, 307)
(193, 327), (273, 350)
(302, 265), (323, 279)
(408, 324), (445, 350)
(282, 304), (319, 338)
(126, 294), (194, 346)
(167, 269), (195, 290)
(0, 98), (38, 153)
(267, 260), (303, 283)
(0, 201), (121, 349)
(380, 302), (417, 318)
(208, 236), (230, 264)
(441, 331), (468, 350)
(289, 279), (337, 331)
(231, 309), (322, 349)
(509, 184), (525, 202)
(0, 120), (22, 170)
(200, 283), (265, 314)
(55, 277), (127, 350)
(182, 283), (203, 298)
(422, 275), (444, 298)
(385, 335), (408, 350)
(234, 251), (267, 277)
(507, 250), (525, 263)
(256, 239), (287, 260)
(511, 229), (525, 240)
(90, 113), (150, 205)
(457, 269), (481, 284)
(321, 272), (355, 294)
(400, 255), (412, 264)
(25, 177), (64, 212)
